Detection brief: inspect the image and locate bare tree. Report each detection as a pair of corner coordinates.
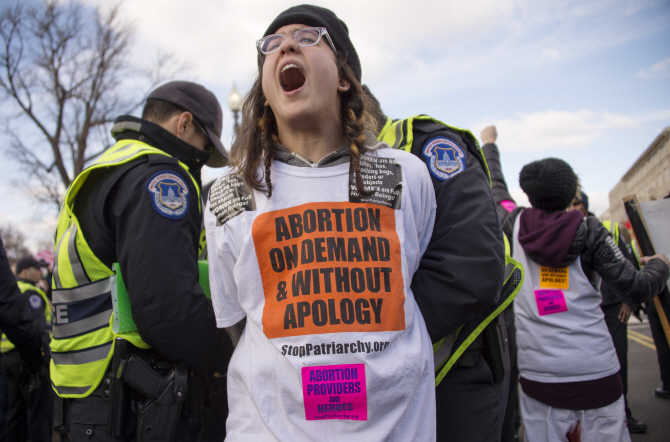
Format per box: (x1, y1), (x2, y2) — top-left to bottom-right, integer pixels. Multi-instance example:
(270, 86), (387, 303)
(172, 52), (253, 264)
(0, 224), (32, 264)
(0, 1), (177, 208)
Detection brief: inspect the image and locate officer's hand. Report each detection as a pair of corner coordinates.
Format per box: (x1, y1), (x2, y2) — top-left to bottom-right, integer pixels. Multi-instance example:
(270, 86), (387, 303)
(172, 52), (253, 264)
(481, 125), (497, 145)
(18, 363), (42, 395)
(618, 303), (632, 324)
(209, 372), (228, 414)
(640, 253), (670, 267)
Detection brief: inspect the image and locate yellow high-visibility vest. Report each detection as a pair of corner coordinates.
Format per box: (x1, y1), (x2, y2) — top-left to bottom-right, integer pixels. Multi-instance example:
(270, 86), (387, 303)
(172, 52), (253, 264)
(50, 139), (200, 398)
(602, 220), (620, 246)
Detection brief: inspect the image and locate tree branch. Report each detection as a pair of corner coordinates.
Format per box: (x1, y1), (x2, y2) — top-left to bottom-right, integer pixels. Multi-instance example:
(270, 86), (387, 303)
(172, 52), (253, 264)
(0, 0), (177, 212)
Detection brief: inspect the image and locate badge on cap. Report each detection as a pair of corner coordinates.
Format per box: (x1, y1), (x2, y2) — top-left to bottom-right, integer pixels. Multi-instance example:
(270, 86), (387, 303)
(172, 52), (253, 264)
(422, 137), (466, 181)
(146, 171), (190, 219)
(28, 294), (42, 309)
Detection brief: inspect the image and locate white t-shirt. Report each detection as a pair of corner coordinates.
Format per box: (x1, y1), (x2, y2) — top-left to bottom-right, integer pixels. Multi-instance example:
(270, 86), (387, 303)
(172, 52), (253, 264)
(205, 147), (437, 442)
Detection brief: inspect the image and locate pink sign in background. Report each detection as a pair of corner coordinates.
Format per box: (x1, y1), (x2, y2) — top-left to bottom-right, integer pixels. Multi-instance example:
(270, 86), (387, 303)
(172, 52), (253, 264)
(35, 249), (54, 269)
(500, 200), (517, 213)
(535, 289), (568, 316)
(302, 363), (367, 421)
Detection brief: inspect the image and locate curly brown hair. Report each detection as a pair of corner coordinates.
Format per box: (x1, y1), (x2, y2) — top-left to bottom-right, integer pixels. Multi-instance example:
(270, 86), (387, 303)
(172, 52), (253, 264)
(231, 53), (378, 198)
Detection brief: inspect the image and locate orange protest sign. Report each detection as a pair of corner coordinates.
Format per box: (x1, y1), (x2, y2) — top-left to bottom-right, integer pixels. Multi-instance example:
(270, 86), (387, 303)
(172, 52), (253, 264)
(539, 266), (569, 290)
(252, 202), (405, 339)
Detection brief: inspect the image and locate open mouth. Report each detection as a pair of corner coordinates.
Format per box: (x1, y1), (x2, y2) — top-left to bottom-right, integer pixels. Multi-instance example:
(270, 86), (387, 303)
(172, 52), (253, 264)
(280, 64), (306, 92)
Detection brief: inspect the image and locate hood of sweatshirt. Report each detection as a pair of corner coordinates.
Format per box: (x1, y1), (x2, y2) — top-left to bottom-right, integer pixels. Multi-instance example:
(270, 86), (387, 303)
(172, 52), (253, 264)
(518, 208), (585, 268)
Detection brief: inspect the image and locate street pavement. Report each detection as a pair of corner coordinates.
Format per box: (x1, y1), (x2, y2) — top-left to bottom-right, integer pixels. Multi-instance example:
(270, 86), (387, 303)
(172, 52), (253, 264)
(627, 319), (670, 442)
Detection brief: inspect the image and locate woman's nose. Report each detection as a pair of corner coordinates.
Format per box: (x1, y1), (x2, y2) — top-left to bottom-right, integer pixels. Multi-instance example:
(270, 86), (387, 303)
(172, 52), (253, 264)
(279, 35), (298, 55)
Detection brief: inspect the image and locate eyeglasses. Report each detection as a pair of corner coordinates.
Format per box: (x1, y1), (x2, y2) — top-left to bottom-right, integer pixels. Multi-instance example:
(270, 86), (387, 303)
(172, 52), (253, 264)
(257, 27), (337, 56)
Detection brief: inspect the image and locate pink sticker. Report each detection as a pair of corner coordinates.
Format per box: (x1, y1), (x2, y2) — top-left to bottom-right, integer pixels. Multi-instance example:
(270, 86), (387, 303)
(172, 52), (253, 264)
(302, 364), (367, 421)
(535, 289), (568, 316)
(501, 200), (517, 212)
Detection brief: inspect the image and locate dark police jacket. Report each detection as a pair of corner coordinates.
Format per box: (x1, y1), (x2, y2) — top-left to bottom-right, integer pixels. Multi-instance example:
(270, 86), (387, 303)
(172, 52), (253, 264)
(0, 239), (44, 371)
(381, 117), (505, 343)
(17, 278), (51, 352)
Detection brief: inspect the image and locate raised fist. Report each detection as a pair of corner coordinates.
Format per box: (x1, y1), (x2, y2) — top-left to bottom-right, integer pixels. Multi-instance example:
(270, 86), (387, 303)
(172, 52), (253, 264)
(481, 125), (497, 145)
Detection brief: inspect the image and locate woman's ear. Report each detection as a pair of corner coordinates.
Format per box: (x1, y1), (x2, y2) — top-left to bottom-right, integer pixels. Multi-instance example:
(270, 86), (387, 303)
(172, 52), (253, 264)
(337, 78), (351, 92)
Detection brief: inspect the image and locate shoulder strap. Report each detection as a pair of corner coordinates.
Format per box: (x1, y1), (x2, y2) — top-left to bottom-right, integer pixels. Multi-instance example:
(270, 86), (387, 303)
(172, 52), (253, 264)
(66, 140), (201, 212)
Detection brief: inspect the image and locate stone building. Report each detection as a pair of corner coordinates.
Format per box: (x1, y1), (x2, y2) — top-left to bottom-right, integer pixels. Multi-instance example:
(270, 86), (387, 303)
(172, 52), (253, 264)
(600, 127), (670, 223)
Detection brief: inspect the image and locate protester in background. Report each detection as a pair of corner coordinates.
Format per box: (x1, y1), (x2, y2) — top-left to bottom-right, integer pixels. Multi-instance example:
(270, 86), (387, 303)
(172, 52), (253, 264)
(35, 249), (55, 302)
(482, 128), (670, 441)
(568, 191), (590, 216)
(0, 256), (52, 441)
(570, 192), (648, 433)
(206, 5), (437, 441)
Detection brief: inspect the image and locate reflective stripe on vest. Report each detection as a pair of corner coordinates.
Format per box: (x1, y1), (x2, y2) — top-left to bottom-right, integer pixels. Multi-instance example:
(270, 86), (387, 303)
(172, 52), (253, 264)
(602, 220), (620, 246)
(377, 119), (523, 385)
(0, 335), (13, 353)
(1, 282), (51, 353)
(50, 139), (200, 398)
(433, 236), (523, 386)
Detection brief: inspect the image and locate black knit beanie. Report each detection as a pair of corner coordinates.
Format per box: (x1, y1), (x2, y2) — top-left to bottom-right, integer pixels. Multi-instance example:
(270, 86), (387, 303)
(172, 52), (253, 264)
(519, 158), (577, 212)
(263, 4), (361, 82)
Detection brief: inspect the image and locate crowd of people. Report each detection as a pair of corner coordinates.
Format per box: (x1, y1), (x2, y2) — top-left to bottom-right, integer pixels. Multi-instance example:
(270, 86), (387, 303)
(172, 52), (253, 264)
(0, 4), (669, 442)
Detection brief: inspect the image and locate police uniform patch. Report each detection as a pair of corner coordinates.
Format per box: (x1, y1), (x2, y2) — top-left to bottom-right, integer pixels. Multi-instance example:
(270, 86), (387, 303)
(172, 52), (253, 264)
(422, 137), (466, 180)
(146, 171), (190, 219)
(28, 294), (42, 309)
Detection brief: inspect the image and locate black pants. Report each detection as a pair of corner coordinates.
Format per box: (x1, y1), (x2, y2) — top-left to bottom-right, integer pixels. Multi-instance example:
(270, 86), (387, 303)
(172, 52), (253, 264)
(500, 306), (520, 442)
(67, 378), (227, 442)
(68, 394), (136, 442)
(0, 371), (7, 441)
(1, 349), (53, 442)
(647, 300), (670, 390)
(436, 344), (509, 441)
(602, 303), (632, 415)
(68, 394), (203, 442)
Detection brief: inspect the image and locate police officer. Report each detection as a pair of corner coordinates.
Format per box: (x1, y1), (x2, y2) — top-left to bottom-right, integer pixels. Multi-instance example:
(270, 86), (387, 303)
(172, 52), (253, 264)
(0, 245), (44, 369)
(1, 256), (52, 441)
(365, 88), (513, 441)
(50, 81), (233, 441)
(600, 221), (647, 432)
(0, 238), (46, 442)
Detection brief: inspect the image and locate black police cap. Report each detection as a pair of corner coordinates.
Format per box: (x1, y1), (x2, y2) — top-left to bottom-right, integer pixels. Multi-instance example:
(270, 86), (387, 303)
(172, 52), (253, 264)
(147, 81), (229, 168)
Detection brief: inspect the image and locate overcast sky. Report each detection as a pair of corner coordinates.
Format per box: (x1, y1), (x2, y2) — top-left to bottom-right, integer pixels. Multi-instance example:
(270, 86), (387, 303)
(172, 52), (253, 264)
(2, 0), (669, 251)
